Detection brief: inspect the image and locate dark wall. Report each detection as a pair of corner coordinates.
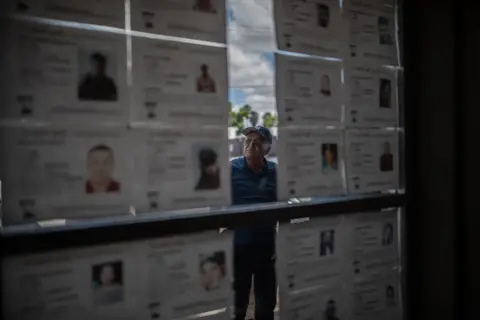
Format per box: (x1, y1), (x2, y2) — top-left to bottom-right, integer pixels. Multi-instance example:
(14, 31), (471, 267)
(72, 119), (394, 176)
(461, 4), (480, 320)
(404, 0), (457, 319)
(405, 1), (480, 320)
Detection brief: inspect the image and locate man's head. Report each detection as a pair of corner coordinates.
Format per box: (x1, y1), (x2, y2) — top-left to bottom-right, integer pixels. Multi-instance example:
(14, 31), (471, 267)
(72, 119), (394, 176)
(318, 4), (330, 27)
(87, 145), (114, 187)
(325, 300), (337, 316)
(383, 141), (391, 154)
(201, 64), (209, 76)
(90, 52), (107, 76)
(100, 264), (116, 286)
(321, 74), (331, 92)
(386, 285), (395, 300)
(242, 125), (273, 163)
(199, 148), (218, 175)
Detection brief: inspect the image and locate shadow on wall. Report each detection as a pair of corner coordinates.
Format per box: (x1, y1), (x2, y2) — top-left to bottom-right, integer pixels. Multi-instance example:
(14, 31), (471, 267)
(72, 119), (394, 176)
(229, 137), (278, 158)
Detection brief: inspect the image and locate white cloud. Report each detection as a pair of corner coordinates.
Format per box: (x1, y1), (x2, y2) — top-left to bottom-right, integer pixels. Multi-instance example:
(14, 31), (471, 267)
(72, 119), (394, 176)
(227, 0), (277, 113)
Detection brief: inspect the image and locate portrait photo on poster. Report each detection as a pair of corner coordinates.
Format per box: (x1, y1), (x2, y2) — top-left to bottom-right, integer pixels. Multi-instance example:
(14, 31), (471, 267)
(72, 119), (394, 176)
(85, 144), (121, 194)
(193, 0), (217, 14)
(196, 64), (216, 93)
(323, 298), (341, 320)
(92, 260), (124, 306)
(321, 143), (339, 174)
(142, 10), (155, 29)
(378, 16), (394, 45)
(316, 3), (330, 28)
(379, 78), (392, 108)
(193, 144), (221, 191)
(379, 141), (394, 172)
(320, 229), (336, 257)
(199, 250), (226, 292)
(382, 222), (394, 246)
(16, 94), (34, 117)
(320, 74), (332, 97)
(385, 284), (396, 308)
(78, 49), (118, 102)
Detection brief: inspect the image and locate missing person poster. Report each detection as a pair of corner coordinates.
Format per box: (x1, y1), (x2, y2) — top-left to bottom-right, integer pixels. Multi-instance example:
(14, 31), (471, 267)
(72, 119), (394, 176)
(0, 126), (133, 224)
(131, 0), (226, 43)
(350, 271), (402, 320)
(345, 65), (398, 127)
(0, 20), (128, 123)
(274, 0), (345, 57)
(345, 210), (399, 278)
(276, 216), (347, 293)
(144, 231), (233, 319)
(345, 2), (398, 65)
(7, 0), (126, 28)
(131, 37), (228, 126)
(132, 127), (231, 212)
(2, 242), (143, 320)
(280, 285), (349, 320)
(345, 130), (398, 193)
(276, 128), (345, 200)
(275, 53), (343, 126)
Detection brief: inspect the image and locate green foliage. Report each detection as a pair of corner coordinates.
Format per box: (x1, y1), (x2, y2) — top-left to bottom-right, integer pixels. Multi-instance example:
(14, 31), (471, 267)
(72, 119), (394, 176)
(229, 103), (277, 136)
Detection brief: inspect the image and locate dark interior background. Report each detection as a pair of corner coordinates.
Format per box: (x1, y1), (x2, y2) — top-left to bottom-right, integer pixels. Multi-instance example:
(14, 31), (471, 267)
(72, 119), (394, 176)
(404, 0), (479, 319)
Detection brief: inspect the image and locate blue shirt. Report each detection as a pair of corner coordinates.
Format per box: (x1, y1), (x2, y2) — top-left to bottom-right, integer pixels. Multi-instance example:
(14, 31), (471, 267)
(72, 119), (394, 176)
(231, 157), (277, 246)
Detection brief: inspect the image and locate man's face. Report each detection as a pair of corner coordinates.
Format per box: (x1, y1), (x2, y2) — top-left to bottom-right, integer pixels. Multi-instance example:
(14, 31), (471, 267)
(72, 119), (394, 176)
(91, 59), (106, 75)
(244, 131), (265, 161)
(323, 231), (333, 243)
(384, 142), (391, 153)
(326, 301), (336, 316)
(201, 261), (222, 289)
(87, 150), (114, 185)
(201, 66), (208, 76)
(204, 164), (218, 175)
(321, 75), (330, 91)
(100, 265), (115, 286)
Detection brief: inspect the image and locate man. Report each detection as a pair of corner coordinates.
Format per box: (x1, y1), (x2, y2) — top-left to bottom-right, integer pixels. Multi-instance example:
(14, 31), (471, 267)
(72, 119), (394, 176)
(379, 141), (394, 172)
(85, 145), (121, 194)
(196, 64), (216, 93)
(231, 125), (277, 320)
(324, 299), (340, 320)
(78, 53), (118, 101)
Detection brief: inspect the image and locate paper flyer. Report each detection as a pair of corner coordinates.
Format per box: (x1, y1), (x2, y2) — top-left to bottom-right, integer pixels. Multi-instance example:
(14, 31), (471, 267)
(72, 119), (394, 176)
(344, 210), (400, 278)
(143, 231), (233, 320)
(276, 128), (345, 200)
(2, 231), (234, 320)
(0, 125), (133, 224)
(345, 0), (398, 65)
(131, 37), (228, 126)
(350, 271), (402, 320)
(275, 53), (343, 126)
(276, 216), (347, 293)
(132, 127), (231, 213)
(2, 242), (143, 320)
(6, 0), (126, 28)
(345, 64), (398, 127)
(0, 20), (128, 123)
(345, 129), (399, 193)
(131, 0), (227, 43)
(280, 284), (349, 320)
(274, 0), (345, 57)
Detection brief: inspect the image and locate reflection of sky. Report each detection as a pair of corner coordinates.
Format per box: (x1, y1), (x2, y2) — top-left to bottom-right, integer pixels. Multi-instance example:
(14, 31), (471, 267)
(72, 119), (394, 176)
(227, 0), (276, 117)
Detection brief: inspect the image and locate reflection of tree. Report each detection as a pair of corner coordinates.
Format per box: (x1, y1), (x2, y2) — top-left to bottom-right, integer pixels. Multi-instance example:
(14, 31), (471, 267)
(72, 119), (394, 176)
(229, 102), (277, 136)
(262, 111), (277, 129)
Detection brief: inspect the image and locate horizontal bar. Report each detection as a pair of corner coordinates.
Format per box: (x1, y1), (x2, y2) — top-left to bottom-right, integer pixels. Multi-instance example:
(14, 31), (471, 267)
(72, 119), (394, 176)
(1, 194), (406, 256)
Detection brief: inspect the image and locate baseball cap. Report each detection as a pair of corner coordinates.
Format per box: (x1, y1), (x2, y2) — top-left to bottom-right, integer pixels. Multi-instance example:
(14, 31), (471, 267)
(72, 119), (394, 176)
(242, 125), (273, 145)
